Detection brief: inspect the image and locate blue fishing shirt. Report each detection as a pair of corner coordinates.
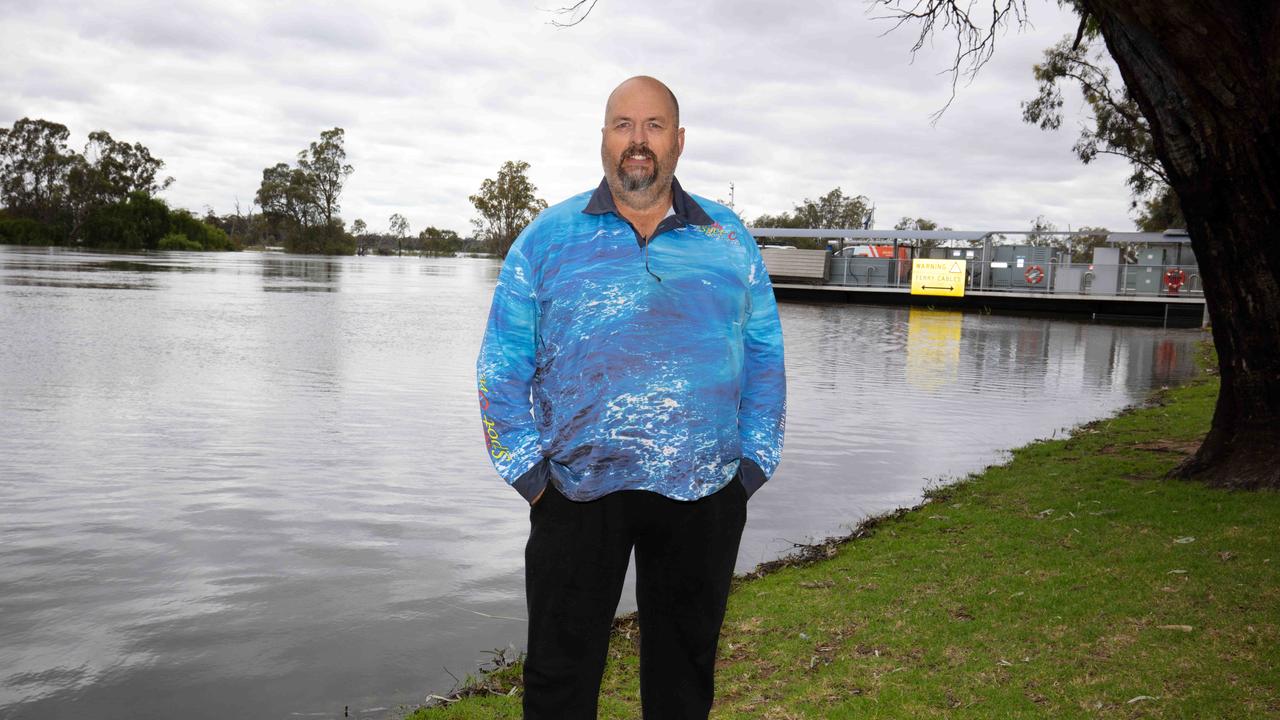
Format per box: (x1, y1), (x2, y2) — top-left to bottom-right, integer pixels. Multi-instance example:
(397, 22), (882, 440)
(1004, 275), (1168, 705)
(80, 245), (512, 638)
(477, 177), (786, 502)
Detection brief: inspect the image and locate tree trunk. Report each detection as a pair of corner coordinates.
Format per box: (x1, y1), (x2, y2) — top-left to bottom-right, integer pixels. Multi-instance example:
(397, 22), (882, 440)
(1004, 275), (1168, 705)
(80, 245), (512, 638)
(1082, 1), (1280, 489)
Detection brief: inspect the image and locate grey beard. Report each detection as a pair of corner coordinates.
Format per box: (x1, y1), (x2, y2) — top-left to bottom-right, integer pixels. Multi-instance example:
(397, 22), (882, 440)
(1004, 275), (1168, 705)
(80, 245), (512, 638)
(620, 164), (659, 192)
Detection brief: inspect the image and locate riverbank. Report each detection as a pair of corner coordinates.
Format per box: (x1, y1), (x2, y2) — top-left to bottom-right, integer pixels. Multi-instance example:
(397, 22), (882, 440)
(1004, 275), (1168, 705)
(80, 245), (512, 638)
(408, 362), (1279, 718)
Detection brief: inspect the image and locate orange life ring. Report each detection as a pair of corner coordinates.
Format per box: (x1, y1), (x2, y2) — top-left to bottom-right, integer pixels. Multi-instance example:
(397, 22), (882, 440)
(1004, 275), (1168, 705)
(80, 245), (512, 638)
(1024, 265), (1045, 284)
(1164, 267), (1186, 292)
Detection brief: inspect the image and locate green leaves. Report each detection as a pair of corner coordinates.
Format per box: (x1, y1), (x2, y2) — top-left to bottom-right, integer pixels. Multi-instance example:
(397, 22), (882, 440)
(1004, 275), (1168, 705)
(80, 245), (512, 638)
(752, 187), (874, 249)
(255, 128), (354, 254)
(1021, 27), (1184, 229)
(469, 160), (548, 257)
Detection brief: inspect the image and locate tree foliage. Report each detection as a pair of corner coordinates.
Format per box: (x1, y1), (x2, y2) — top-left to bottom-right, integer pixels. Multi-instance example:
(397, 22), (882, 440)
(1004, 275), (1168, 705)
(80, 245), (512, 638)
(469, 160), (547, 257)
(59, 192), (231, 252)
(389, 213), (408, 239)
(1020, 8), (1184, 230)
(752, 187), (874, 249)
(1133, 188), (1183, 232)
(255, 127), (354, 254)
(80, 130), (173, 203)
(256, 162), (313, 229)
(0, 117), (227, 250)
(1021, 215), (1111, 262)
(0, 118), (78, 224)
(894, 216), (946, 251)
(756, 187), (873, 230)
(894, 217), (938, 232)
(418, 226), (463, 255)
(296, 128), (353, 227)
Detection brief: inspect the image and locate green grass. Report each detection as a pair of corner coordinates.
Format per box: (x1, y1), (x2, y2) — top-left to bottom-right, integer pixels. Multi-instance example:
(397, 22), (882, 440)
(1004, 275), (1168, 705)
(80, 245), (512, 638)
(409, 371), (1280, 719)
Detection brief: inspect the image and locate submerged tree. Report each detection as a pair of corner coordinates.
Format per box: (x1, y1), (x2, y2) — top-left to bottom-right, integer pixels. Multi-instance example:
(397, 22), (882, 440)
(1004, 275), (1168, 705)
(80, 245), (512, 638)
(469, 160), (547, 257)
(389, 212), (409, 255)
(255, 127), (354, 254)
(296, 128), (354, 228)
(256, 163), (319, 230)
(419, 226), (463, 255)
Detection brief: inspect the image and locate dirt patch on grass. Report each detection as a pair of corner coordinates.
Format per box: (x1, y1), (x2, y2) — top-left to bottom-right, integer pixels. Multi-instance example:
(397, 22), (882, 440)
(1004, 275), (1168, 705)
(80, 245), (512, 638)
(1096, 438), (1201, 457)
(1131, 439), (1202, 456)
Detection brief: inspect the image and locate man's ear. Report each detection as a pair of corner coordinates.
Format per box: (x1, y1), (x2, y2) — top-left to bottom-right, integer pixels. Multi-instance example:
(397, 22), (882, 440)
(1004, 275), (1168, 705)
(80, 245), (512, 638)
(677, 127), (685, 157)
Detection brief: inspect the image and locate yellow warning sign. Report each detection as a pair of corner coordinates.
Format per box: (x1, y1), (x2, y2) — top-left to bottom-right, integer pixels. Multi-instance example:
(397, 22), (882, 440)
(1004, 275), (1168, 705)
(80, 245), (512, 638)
(910, 259), (966, 297)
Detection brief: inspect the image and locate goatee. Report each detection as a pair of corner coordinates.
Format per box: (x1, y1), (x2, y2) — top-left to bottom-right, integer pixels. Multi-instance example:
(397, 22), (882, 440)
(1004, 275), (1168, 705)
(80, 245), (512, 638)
(617, 144), (659, 192)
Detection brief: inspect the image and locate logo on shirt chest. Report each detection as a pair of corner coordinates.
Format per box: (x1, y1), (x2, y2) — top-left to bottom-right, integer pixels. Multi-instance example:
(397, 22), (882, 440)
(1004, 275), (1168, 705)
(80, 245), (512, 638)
(703, 221), (740, 244)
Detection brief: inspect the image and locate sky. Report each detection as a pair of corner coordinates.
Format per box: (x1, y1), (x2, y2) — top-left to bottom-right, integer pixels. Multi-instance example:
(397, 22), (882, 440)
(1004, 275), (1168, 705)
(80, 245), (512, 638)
(1, 0), (1140, 236)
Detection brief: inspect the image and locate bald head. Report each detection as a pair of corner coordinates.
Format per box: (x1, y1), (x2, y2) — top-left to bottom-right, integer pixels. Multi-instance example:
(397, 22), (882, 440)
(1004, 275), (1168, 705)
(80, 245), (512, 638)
(604, 76), (680, 129)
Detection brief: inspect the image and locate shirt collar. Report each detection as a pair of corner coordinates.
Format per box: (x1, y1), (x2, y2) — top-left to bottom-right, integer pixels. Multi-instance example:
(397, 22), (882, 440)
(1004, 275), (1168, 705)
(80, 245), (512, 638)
(583, 176), (715, 227)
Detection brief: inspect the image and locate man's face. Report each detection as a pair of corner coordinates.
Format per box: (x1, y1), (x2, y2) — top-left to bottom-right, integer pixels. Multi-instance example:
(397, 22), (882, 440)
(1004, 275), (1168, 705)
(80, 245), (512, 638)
(601, 80), (684, 198)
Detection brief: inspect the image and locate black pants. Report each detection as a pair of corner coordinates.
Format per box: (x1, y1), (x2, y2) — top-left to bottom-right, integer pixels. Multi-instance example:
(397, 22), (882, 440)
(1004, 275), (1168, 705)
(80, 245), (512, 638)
(523, 476), (748, 720)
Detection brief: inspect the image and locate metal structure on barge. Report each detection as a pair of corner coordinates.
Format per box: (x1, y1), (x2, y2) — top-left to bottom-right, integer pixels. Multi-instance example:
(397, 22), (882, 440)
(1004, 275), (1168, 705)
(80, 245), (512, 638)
(752, 228), (1205, 328)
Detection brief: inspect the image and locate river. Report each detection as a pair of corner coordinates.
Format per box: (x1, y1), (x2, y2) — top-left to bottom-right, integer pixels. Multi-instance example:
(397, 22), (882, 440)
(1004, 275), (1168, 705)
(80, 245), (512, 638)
(0, 247), (1202, 719)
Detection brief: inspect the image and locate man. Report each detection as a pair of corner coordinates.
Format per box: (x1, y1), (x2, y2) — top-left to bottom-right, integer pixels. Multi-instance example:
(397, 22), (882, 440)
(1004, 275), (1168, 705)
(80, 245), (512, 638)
(476, 76), (786, 719)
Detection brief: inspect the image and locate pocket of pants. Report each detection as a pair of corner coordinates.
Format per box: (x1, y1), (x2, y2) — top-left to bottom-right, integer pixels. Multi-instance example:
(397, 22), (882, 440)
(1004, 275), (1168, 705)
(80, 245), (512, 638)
(714, 474), (746, 505)
(531, 481), (560, 513)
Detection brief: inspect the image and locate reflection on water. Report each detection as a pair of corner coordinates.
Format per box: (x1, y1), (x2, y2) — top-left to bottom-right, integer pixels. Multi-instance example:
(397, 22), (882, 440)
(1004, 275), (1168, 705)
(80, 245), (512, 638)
(262, 256), (342, 292)
(0, 246), (1203, 720)
(905, 308), (963, 390)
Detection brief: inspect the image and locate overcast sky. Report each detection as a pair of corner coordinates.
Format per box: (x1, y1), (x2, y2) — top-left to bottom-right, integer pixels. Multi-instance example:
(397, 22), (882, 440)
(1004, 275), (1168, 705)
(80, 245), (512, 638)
(2, 0), (1139, 236)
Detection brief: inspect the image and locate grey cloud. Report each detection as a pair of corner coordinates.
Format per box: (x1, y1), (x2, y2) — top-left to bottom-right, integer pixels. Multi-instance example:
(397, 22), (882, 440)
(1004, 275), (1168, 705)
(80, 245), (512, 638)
(9, 65), (102, 104)
(261, 5), (383, 51)
(277, 61), (420, 99)
(404, 46), (506, 74)
(63, 2), (251, 58)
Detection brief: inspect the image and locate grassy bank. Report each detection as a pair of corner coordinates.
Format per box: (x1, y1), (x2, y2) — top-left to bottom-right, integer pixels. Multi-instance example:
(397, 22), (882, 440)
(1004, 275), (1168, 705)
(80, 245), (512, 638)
(410, 367), (1279, 719)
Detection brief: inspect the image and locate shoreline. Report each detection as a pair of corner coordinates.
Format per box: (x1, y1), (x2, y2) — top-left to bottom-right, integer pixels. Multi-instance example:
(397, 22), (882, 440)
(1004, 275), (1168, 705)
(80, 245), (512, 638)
(407, 350), (1280, 719)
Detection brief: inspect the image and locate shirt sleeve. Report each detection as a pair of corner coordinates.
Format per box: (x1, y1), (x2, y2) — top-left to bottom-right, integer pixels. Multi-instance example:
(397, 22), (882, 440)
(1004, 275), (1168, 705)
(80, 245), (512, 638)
(476, 238), (547, 502)
(738, 234), (787, 498)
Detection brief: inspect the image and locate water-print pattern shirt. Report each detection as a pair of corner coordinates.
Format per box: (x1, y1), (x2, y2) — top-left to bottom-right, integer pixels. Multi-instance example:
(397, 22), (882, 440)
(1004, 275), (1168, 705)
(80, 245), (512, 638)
(476, 177), (786, 502)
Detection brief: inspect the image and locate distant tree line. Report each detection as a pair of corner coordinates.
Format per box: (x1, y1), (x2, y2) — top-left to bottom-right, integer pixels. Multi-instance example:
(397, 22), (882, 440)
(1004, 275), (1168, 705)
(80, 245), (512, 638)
(0, 118), (233, 251)
(750, 187), (874, 249)
(349, 217), (470, 256)
(1, 119), (622, 261)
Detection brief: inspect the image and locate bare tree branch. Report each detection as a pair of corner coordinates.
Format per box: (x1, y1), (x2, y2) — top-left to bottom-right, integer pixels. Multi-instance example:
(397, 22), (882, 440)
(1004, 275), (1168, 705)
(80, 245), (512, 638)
(1083, 146), (1169, 184)
(547, 0), (600, 28)
(871, 0), (1030, 121)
